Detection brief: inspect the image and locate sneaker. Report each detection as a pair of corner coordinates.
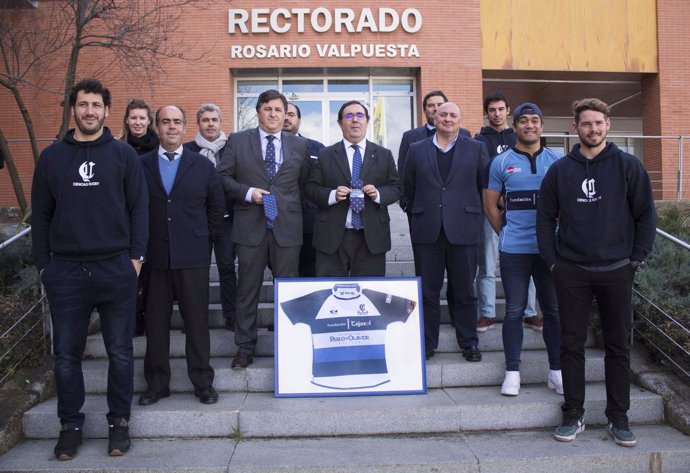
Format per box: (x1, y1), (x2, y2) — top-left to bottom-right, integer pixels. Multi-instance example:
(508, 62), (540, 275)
(554, 413), (585, 442)
(500, 371), (520, 396)
(548, 370), (564, 395)
(607, 419), (637, 447)
(54, 425), (82, 460)
(108, 418), (131, 456)
(523, 315), (544, 331)
(476, 316), (495, 332)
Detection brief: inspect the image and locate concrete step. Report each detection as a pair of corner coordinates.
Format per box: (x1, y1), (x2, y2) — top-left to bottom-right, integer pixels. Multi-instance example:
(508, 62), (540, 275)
(6, 424), (690, 473)
(207, 279), (509, 303)
(4, 424), (690, 473)
(85, 324), (590, 360)
(80, 348), (607, 395)
(22, 383), (664, 439)
(170, 299), (511, 329)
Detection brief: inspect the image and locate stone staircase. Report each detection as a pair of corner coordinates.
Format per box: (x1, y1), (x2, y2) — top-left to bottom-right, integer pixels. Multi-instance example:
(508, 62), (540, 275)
(1, 207), (689, 472)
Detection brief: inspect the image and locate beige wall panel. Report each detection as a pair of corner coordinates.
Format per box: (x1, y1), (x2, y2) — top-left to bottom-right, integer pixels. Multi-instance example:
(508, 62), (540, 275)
(481, 0), (658, 72)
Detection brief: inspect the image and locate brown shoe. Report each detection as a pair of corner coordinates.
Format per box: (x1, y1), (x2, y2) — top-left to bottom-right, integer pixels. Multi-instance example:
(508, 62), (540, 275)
(524, 315), (544, 331)
(231, 351), (253, 369)
(477, 316), (495, 332)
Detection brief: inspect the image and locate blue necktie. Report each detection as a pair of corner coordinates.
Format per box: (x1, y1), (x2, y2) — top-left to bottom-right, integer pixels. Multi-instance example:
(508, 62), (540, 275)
(164, 152), (176, 161)
(265, 135), (277, 181)
(264, 193), (278, 229)
(350, 144), (364, 230)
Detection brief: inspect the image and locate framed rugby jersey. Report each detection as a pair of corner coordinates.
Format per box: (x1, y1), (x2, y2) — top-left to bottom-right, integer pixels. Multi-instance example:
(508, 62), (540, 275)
(275, 278), (425, 397)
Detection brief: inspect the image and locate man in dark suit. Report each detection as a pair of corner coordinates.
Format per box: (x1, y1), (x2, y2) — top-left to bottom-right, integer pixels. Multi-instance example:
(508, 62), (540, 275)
(403, 102), (489, 362)
(283, 102), (325, 277)
(305, 100), (400, 277)
(218, 90), (310, 369)
(139, 105), (225, 406)
(184, 103), (237, 331)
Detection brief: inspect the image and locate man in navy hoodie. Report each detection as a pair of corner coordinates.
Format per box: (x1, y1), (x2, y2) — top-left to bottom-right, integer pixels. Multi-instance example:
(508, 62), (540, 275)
(32, 79), (148, 459)
(537, 98), (657, 447)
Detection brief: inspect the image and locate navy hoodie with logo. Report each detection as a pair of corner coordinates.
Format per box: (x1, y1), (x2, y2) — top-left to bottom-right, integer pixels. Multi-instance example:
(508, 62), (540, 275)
(474, 126), (517, 158)
(31, 127), (149, 271)
(536, 142), (657, 269)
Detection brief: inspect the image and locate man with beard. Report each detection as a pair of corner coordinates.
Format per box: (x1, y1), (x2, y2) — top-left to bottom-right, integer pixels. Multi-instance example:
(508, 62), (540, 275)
(537, 98), (657, 447)
(32, 78), (148, 459)
(184, 104), (237, 331)
(402, 102), (488, 361)
(283, 102), (325, 277)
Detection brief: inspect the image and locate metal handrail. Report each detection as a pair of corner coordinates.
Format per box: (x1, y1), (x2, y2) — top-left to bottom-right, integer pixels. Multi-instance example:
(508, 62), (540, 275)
(632, 226), (689, 381)
(0, 226), (31, 251)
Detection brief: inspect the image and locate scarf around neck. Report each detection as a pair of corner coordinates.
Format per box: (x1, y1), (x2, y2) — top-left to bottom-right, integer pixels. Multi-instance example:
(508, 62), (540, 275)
(194, 131), (227, 167)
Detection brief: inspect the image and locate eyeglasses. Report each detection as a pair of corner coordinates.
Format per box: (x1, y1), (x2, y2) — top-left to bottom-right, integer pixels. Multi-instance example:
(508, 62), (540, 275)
(343, 112), (366, 120)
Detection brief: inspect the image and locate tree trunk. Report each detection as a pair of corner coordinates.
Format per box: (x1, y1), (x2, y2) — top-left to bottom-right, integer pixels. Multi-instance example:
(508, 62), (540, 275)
(0, 129), (29, 216)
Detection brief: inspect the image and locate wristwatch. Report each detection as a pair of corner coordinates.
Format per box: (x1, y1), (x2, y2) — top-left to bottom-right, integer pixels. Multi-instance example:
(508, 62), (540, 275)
(631, 260), (644, 272)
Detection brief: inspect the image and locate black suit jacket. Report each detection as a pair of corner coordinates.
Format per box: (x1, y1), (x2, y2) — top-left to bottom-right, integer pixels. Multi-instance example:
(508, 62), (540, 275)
(305, 140), (401, 255)
(397, 124), (471, 211)
(141, 149), (225, 269)
(299, 135), (326, 234)
(403, 136), (489, 246)
(218, 128), (310, 247)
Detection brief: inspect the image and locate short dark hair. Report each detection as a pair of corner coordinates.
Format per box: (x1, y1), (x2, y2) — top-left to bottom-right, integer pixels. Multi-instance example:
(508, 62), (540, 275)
(155, 105), (186, 126)
(69, 78), (111, 108)
(422, 90), (448, 109)
(256, 89), (288, 112)
(337, 100), (370, 122)
(572, 98), (611, 124)
(287, 102), (302, 118)
(483, 92), (509, 114)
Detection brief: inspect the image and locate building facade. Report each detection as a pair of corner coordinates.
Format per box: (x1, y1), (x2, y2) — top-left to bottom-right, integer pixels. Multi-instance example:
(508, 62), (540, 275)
(1, 0), (688, 208)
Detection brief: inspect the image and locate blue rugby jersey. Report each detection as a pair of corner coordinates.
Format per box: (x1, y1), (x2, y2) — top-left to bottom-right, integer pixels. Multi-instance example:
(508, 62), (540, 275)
(280, 283), (416, 389)
(487, 147), (561, 254)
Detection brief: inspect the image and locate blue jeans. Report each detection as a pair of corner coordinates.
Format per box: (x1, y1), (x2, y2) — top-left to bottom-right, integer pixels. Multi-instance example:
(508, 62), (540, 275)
(42, 254), (137, 427)
(477, 217), (537, 317)
(214, 217), (237, 322)
(499, 252), (560, 371)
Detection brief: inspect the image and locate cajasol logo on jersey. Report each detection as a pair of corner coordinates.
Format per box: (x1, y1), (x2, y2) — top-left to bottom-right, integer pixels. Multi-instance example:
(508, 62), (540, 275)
(506, 165), (522, 174)
(577, 178), (602, 203)
(73, 161), (100, 187)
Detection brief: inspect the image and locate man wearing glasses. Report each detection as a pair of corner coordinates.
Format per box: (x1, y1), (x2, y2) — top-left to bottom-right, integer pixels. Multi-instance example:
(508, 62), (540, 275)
(305, 100), (400, 276)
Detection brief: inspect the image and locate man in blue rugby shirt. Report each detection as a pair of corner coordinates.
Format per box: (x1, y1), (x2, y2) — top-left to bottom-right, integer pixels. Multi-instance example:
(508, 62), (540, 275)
(483, 103), (562, 397)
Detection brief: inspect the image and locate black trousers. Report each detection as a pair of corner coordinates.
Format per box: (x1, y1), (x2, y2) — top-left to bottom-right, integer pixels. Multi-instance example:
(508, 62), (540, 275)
(553, 260), (635, 422)
(315, 230), (386, 277)
(144, 267), (214, 391)
(416, 229), (478, 350)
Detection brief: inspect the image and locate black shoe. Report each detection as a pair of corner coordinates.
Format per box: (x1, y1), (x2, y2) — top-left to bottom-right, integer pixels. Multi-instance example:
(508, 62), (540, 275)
(108, 418), (130, 456)
(225, 318), (236, 331)
(194, 385), (219, 404)
(54, 425), (82, 460)
(267, 324), (274, 332)
(231, 351), (253, 369)
(425, 347), (435, 360)
(138, 387), (170, 406)
(462, 346), (482, 362)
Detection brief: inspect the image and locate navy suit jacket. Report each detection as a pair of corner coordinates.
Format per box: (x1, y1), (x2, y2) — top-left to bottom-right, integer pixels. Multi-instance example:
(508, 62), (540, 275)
(305, 140), (401, 255)
(141, 148), (225, 269)
(398, 124), (471, 211)
(402, 136), (489, 245)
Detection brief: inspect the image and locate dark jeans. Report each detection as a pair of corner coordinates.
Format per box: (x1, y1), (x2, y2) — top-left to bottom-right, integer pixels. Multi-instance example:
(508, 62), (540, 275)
(552, 259), (635, 422)
(416, 228), (478, 350)
(42, 254), (137, 427)
(214, 217), (237, 322)
(499, 252), (560, 371)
